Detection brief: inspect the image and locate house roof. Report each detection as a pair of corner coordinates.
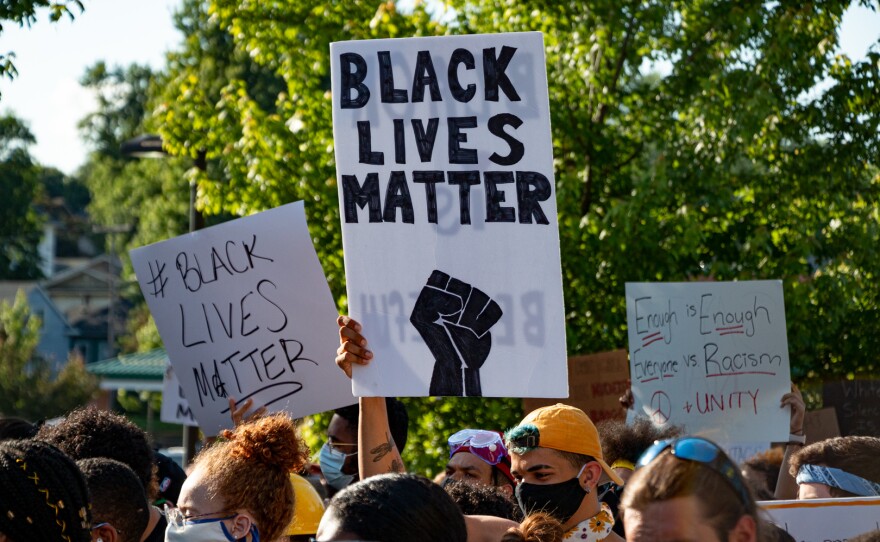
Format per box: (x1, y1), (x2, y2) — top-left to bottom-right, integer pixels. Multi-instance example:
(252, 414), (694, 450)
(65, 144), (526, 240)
(87, 349), (167, 381)
(0, 281), (37, 303)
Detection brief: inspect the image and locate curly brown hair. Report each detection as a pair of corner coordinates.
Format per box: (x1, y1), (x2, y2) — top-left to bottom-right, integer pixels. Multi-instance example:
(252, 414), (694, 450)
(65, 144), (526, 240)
(790, 436), (880, 498)
(501, 513), (564, 542)
(194, 413), (308, 541)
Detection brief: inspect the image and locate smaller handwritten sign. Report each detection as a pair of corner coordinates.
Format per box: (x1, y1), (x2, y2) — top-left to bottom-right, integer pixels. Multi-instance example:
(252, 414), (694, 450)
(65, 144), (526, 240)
(761, 497), (880, 541)
(823, 380), (880, 437)
(131, 201), (356, 436)
(161, 362), (198, 427)
(625, 280), (791, 444)
(524, 350), (629, 423)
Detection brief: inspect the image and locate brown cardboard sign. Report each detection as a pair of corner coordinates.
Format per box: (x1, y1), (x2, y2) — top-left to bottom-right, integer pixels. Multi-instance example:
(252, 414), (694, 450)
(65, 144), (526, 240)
(803, 407), (841, 445)
(823, 380), (880, 437)
(523, 350), (630, 423)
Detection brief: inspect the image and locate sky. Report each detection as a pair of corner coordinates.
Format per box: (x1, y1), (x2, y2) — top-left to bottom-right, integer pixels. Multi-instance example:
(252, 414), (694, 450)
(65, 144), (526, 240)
(1, 1), (878, 176)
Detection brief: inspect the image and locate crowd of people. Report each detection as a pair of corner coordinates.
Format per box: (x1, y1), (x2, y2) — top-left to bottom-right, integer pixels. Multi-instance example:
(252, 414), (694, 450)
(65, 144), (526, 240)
(1, 315), (879, 542)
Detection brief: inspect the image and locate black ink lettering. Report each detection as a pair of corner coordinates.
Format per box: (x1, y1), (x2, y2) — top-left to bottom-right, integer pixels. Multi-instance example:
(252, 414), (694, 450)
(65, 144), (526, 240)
(488, 113), (524, 166)
(193, 364), (213, 407)
(393, 119), (405, 164)
(225, 240), (249, 273)
(383, 171), (415, 223)
(357, 121), (384, 165)
(484, 171), (516, 222)
(448, 116), (478, 164)
(176, 253), (203, 292)
(340, 52), (369, 108)
(411, 118), (439, 162)
(447, 171), (480, 225)
(147, 260), (168, 298)
(210, 246), (232, 278)
(239, 348), (263, 382)
(448, 48), (476, 103)
(180, 304), (206, 348)
(411, 50), (441, 102)
(201, 304), (214, 343)
(378, 51), (407, 103)
(261, 343), (284, 380)
(483, 46), (521, 102)
(342, 173), (382, 223)
(281, 339), (318, 372)
(213, 302), (234, 339)
(515, 171), (551, 224)
(239, 291), (259, 337)
(256, 279), (288, 333)
(243, 234), (273, 268)
(219, 351), (242, 393)
(413, 171), (444, 224)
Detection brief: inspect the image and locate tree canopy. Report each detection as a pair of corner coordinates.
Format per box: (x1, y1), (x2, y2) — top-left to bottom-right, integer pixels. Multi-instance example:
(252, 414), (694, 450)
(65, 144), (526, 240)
(81, 0), (879, 474)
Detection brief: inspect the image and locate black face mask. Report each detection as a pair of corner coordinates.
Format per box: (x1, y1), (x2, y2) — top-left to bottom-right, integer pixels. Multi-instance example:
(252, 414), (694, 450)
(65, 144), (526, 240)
(515, 467), (587, 523)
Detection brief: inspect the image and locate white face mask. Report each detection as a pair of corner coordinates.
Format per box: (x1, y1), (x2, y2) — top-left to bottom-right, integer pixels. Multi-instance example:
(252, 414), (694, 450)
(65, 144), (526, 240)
(165, 518), (259, 542)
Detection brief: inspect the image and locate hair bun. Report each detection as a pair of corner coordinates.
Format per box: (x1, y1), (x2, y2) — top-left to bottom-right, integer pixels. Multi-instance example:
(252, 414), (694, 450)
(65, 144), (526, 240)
(222, 413), (308, 472)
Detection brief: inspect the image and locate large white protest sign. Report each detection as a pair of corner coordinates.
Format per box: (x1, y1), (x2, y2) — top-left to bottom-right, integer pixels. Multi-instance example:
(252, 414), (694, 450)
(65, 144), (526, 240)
(131, 202), (355, 436)
(761, 498), (880, 541)
(160, 362), (198, 427)
(331, 32), (567, 397)
(625, 281), (790, 443)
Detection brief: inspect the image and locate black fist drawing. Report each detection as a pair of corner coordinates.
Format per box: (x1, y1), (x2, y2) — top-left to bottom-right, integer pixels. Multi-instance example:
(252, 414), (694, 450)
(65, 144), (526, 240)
(410, 270), (503, 396)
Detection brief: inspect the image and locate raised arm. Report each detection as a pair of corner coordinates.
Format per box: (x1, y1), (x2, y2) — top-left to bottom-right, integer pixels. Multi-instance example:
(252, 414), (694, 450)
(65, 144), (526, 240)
(336, 315), (406, 479)
(774, 382), (806, 500)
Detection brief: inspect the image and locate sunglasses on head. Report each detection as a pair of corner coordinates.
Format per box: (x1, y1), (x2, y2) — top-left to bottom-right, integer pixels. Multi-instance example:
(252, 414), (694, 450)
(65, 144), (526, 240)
(448, 429), (508, 465)
(636, 436), (752, 509)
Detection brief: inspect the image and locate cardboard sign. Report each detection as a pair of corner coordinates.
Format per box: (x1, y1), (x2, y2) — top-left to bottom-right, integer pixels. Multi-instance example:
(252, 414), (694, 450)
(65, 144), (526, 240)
(524, 350), (629, 423)
(721, 442), (771, 464)
(130, 202), (356, 436)
(761, 497), (880, 541)
(803, 407), (842, 444)
(823, 380), (880, 437)
(331, 32), (567, 397)
(625, 281), (791, 443)
(161, 362), (198, 427)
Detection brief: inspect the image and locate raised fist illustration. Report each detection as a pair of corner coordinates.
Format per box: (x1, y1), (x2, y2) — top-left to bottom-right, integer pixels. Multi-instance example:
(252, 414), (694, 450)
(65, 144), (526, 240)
(410, 270), (503, 396)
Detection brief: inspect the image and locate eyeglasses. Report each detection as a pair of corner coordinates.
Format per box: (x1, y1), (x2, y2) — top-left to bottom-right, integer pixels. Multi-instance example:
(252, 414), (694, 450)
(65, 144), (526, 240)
(164, 504), (236, 528)
(636, 437), (752, 509)
(448, 429), (508, 465)
(328, 440), (358, 454)
(91, 522), (122, 534)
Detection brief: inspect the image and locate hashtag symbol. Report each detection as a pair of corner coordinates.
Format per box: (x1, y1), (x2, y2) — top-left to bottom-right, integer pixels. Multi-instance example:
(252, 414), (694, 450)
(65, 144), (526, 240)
(147, 260), (169, 298)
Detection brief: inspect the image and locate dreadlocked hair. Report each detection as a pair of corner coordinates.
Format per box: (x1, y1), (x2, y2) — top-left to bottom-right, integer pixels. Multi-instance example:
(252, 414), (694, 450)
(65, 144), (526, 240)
(194, 413), (308, 542)
(0, 439), (92, 542)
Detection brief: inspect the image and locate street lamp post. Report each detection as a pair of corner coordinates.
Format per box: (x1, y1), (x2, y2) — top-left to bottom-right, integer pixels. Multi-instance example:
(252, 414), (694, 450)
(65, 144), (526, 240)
(121, 134), (204, 466)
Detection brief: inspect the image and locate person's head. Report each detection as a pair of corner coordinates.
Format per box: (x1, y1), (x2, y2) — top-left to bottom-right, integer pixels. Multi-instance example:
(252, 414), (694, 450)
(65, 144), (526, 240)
(790, 436), (880, 499)
(445, 428), (516, 492)
(36, 406), (158, 500)
(505, 404), (623, 529)
(154, 451), (187, 507)
(286, 473), (325, 542)
(741, 447), (784, 501)
(0, 439), (91, 542)
(500, 513), (564, 542)
(76, 457), (150, 542)
(596, 417), (683, 485)
(315, 473), (467, 542)
(0, 417), (38, 441)
(620, 436), (760, 542)
(322, 399), (408, 491)
(171, 413), (308, 542)
(443, 479), (522, 521)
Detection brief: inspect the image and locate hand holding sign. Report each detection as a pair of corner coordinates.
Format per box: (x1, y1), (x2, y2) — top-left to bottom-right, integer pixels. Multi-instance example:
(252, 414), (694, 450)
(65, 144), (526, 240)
(410, 270), (503, 397)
